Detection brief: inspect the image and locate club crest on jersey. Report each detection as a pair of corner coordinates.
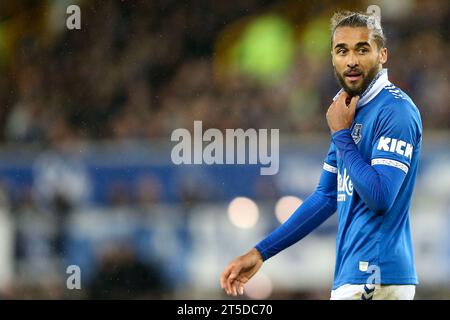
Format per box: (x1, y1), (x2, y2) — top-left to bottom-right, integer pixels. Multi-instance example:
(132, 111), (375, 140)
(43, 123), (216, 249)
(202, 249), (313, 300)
(351, 123), (363, 144)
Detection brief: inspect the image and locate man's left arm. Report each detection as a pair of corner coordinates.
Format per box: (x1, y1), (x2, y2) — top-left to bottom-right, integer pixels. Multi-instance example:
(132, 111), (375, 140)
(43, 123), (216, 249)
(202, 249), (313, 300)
(332, 129), (407, 214)
(327, 92), (420, 214)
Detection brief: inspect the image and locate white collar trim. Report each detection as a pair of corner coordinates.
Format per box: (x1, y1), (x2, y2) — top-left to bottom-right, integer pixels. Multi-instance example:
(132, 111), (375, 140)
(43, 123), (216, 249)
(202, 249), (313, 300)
(333, 68), (391, 108)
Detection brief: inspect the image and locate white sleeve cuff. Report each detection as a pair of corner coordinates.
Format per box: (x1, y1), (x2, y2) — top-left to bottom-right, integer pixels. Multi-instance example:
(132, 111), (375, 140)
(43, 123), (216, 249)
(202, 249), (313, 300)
(323, 162), (338, 174)
(371, 158), (409, 174)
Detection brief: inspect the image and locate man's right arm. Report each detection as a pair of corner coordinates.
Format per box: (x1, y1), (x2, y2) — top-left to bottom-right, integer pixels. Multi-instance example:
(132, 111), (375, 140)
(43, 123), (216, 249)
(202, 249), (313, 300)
(255, 147), (338, 261)
(221, 144), (338, 296)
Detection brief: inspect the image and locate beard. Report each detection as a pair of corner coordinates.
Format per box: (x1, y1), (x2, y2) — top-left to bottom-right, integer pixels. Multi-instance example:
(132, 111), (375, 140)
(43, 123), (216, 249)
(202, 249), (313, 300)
(334, 62), (381, 97)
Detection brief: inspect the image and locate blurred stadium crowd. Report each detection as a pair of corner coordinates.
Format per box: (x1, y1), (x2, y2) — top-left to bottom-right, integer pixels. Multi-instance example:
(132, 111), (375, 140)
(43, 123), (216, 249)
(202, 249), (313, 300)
(0, 0), (448, 145)
(0, 0), (448, 299)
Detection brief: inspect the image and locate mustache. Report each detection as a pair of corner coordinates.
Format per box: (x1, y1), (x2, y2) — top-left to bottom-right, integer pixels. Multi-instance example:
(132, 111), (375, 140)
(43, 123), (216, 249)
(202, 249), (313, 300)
(343, 68), (364, 76)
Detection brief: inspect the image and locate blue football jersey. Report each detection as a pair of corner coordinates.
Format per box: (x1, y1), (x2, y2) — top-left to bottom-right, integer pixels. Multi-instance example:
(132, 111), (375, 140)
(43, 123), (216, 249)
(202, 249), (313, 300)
(324, 69), (422, 289)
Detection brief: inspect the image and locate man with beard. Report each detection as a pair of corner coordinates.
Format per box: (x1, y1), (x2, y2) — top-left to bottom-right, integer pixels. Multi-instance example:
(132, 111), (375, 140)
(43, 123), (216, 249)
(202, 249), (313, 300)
(220, 11), (422, 300)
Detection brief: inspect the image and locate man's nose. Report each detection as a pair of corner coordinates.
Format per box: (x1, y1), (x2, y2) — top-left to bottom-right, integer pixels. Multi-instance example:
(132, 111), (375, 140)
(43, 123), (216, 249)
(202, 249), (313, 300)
(347, 52), (359, 68)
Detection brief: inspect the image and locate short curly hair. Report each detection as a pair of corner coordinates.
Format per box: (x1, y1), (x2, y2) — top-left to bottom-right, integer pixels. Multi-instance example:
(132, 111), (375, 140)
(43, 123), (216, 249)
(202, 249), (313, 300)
(330, 11), (386, 49)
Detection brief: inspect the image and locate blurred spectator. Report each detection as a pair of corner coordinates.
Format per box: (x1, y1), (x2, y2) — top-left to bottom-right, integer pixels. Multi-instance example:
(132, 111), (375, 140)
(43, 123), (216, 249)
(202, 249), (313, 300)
(135, 174), (163, 207)
(89, 243), (166, 299)
(0, 0), (447, 145)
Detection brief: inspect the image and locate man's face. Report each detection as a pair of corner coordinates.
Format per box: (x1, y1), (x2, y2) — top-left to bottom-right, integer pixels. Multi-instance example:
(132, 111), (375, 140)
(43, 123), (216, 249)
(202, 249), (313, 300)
(331, 26), (387, 97)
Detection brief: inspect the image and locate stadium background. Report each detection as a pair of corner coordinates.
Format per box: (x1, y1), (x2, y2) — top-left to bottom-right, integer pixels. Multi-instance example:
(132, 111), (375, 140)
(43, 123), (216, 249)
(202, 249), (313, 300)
(0, 0), (448, 299)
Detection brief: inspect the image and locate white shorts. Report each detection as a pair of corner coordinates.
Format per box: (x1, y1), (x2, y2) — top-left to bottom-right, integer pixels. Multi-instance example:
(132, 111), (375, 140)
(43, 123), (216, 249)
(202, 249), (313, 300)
(330, 284), (416, 300)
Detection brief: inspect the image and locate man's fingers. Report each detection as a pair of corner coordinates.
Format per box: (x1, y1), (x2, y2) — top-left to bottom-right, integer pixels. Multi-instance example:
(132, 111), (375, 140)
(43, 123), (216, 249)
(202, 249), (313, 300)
(226, 271), (234, 295)
(229, 270), (239, 281)
(237, 280), (245, 295)
(220, 266), (231, 291)
(221, 267), (251, 296)
(231, 279), (243, 296)
(228, 271), (239, 295)
(239, 285), (244, 295)
(337, 92), (359, 111)
(337, 90), (349, 105)
(232, 281), (238, 296)
(349, 95), (360, 110)
(348, 95), (359, 117)
(222, 266), (241, 296)
(221, 265), (235, 295)
(222, 278), (231, 295)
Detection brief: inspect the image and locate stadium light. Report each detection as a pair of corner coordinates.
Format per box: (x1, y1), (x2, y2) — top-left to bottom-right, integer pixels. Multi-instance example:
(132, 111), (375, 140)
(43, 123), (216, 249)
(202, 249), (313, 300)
(244, 272), (273, 299)
(227, 197), (259, 229)
(275, 196), (303, 223)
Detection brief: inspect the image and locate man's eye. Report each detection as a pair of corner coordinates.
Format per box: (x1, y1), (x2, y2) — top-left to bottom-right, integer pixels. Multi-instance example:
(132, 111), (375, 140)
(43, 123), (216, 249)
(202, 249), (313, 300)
(358, 48), (369, 54)
(337, 49), (347, 55)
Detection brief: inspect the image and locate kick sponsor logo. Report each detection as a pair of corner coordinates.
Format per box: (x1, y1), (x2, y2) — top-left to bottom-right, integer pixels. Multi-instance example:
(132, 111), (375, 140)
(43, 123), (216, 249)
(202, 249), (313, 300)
(376, 136), (413, 159)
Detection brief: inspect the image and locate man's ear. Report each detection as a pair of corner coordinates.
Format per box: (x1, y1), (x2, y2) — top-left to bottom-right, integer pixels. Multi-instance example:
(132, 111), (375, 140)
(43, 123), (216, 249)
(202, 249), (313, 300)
(379, 47), (387, 65)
